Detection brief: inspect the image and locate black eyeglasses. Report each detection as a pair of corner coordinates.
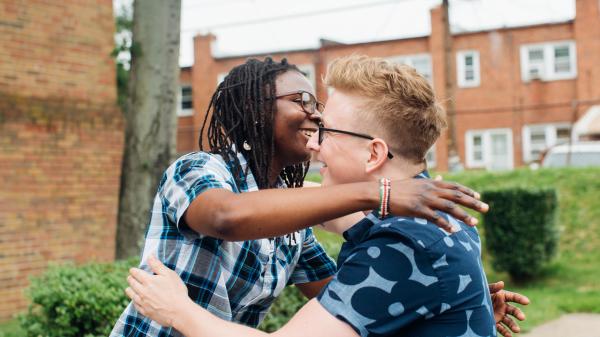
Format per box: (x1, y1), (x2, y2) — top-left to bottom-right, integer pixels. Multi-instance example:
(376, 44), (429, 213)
(276, 90), (325, 116)
(318, 126), (394, 159)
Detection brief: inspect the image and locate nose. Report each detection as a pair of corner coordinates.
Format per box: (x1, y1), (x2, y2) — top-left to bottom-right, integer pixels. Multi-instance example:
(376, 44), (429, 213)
(309, 111), (322, 123)
(306, 130), (320, 152)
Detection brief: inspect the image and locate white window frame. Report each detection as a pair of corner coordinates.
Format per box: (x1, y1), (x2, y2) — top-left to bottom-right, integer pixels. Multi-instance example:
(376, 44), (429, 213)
(456, 50), (480, 88)
(217, 72), (228, 85)
(297, 64), (317, 90)
(387, 53), (433, 83)
(177, 84), (194, 117)
(425, 144), (437, 169)
(522, 122), (572, 163)
(465, 128), (514, 170)
(520, 40), (577, 82)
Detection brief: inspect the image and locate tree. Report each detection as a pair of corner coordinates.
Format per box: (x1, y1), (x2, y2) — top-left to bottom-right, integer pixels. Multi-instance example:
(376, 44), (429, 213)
(112, 2), (133, 110)
(116, 0), (182, 259)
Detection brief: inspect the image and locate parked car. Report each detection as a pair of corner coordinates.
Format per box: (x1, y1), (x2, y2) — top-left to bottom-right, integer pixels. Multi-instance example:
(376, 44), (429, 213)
(541, 142), (600, 168)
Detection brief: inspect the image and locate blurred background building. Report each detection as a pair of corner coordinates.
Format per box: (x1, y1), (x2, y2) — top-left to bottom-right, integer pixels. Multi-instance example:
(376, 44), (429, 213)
(176, 0), (600, 171)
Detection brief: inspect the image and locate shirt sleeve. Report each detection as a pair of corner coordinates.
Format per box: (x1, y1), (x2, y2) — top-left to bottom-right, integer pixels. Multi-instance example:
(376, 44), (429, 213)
(317, 230), (442, 337)
(159, 153), (237, 232)
(289, 227), (337, 285)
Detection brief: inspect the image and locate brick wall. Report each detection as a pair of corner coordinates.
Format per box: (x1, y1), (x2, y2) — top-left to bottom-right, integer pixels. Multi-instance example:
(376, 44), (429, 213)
(0, 0), (123, 321)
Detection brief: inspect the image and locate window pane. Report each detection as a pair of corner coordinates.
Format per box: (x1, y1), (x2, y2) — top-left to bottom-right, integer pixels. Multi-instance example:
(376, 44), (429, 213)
(412, 58), (432, 81)
(554, 60), (571, 73)
(465, 69), (475, 81)
(554, 46), (570, 58)
(556, 127), (571, 143)
(181, 86), (192, 96)
(473, 135), (482, 146)
(529, 48), (544, 61)
(474, 150), (483, 161)
(464, 55), (473, 66)
(553, 46), (571, 73)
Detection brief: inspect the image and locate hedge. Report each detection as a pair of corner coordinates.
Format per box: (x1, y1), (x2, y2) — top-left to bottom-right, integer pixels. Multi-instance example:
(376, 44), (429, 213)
(482, 187), (559, 282)
(18, 258), (137, 337)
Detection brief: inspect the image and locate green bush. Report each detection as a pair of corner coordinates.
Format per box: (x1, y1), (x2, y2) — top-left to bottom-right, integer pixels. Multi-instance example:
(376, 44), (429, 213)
(18, 258), (138, 337)
(483, 187), (559, 282)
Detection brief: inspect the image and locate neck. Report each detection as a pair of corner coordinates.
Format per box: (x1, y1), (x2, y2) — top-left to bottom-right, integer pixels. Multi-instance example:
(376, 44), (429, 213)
(375, 159), (427, 181)
(268, 158), (284, 187)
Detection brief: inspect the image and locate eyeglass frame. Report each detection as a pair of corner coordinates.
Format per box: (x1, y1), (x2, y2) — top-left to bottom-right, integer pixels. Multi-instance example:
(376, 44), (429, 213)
(318, 125), (395, 159)
(275, 90), (325, 116)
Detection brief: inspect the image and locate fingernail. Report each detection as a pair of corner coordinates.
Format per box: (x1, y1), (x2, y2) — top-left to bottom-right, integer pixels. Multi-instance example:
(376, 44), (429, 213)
(474, 192), (481, 199)
(470, 217), (478, 226)
(480, 202), (489, 211)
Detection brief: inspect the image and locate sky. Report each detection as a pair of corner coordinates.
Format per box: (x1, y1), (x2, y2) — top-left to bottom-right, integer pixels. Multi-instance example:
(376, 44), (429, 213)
(113, 0), (575, 67)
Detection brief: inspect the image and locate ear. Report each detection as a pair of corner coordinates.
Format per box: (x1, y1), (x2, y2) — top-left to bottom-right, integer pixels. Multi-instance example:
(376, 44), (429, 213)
(365, 138), (389, 174)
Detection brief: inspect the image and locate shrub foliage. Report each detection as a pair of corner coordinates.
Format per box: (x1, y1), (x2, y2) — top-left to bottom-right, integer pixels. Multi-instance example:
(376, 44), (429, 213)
(18, 259), (137, 337)
(483, 187), (559, 282)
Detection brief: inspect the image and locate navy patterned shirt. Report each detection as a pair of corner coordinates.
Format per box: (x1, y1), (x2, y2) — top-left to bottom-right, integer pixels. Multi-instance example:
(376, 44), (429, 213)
(318, 172), (496, 337)
(111, 151), (336, 337)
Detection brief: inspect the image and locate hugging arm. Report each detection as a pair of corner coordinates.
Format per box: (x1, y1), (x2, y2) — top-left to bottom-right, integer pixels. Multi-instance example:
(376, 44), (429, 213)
(185, 178), (488, 240)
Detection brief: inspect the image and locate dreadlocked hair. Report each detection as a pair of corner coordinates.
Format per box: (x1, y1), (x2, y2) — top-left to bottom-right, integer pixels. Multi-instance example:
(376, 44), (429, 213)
(200, 57), (310, 190)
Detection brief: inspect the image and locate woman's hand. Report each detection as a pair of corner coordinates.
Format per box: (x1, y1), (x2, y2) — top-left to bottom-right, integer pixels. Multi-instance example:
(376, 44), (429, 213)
(489, 281), (530, 337)
(390, 178), (489, 232)
(126, 255), (190, 327)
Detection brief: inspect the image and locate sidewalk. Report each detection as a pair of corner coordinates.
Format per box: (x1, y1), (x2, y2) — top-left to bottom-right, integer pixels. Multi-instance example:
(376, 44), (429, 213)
(521, 314), (600, 337)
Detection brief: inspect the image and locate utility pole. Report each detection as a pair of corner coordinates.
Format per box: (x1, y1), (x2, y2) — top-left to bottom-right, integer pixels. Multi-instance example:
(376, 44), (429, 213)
(442, 0), (460, 171)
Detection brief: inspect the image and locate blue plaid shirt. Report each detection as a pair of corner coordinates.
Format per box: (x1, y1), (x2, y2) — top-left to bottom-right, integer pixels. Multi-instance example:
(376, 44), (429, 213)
(111, 151), (336, 337)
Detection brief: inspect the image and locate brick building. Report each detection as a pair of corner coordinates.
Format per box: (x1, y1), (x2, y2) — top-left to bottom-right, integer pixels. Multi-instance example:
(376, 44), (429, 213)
(176, 0), (600, 171)
(0, 0), (123, 320)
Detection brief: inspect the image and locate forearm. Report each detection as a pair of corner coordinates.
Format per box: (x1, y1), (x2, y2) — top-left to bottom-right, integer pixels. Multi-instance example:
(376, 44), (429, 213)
(188, 182), (378, 240)
(320, 212), (365, 235)
(174, 299), (269, 337)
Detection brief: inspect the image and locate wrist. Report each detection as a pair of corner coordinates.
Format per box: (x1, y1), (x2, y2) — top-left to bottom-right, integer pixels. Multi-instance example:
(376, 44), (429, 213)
(172, 298), (197, 333)
(356, 181), (380, 210)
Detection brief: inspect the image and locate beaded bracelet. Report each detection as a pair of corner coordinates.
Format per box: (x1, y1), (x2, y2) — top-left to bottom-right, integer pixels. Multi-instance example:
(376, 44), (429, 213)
(379, 178), (391, 219)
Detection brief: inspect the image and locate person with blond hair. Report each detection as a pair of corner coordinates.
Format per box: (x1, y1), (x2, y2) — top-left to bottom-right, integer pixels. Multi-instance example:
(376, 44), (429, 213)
(124, 55), (529, 337)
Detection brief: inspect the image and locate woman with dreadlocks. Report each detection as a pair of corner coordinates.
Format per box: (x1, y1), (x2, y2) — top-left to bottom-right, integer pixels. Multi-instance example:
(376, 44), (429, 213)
(111, 57), (489, 337)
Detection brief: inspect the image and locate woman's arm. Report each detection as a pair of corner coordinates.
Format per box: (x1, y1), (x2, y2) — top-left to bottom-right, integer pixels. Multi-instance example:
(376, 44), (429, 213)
(185, 179), (487, 240)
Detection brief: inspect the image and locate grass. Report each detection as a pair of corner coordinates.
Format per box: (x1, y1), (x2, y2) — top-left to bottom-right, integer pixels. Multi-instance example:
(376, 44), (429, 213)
(0, 320), (22, 337)
(310, 167), (600, 332)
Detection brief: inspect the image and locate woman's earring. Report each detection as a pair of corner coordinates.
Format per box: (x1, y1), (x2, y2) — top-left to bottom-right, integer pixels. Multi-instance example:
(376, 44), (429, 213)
(243, 141), (252, 151)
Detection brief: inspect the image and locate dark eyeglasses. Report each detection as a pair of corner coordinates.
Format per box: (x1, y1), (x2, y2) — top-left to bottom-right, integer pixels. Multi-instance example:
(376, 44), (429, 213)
(276, 90), (325, 116)
(318, 126), (394, 159)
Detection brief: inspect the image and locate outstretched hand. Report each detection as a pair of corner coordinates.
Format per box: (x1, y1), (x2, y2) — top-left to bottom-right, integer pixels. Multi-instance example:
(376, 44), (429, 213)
(390, 178), (488, 232)
(125, 255), (190, 327)
(489, 281), (530, 337)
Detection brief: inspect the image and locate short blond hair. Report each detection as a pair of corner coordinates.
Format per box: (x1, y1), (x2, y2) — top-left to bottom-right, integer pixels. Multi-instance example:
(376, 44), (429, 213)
(324, 55), (447, 163)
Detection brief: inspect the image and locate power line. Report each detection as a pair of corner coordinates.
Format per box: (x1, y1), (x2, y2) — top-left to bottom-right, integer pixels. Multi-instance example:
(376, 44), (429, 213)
(181, 0), (428, 32)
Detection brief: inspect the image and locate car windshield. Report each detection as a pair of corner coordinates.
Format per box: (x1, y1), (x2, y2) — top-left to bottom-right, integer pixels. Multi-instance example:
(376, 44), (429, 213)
(542, 151), (600, 167)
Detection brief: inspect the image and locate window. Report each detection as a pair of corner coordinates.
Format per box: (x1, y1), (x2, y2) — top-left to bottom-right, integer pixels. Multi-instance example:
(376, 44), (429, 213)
(177, 85), (193, 117)
(457, 50), (480, 87)
(217, 72), (228, 85)
(425, 145), (437, 169)
(522, 123), (572, 163)
(466, 128), (514, 170)
(520, 41), (577, 82)
(387, 54), (433, 82)
(297, 64), (317, 90)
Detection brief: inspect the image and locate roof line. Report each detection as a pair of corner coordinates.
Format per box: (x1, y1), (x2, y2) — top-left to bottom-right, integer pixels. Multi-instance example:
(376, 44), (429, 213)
(205, 19), (575, 62)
